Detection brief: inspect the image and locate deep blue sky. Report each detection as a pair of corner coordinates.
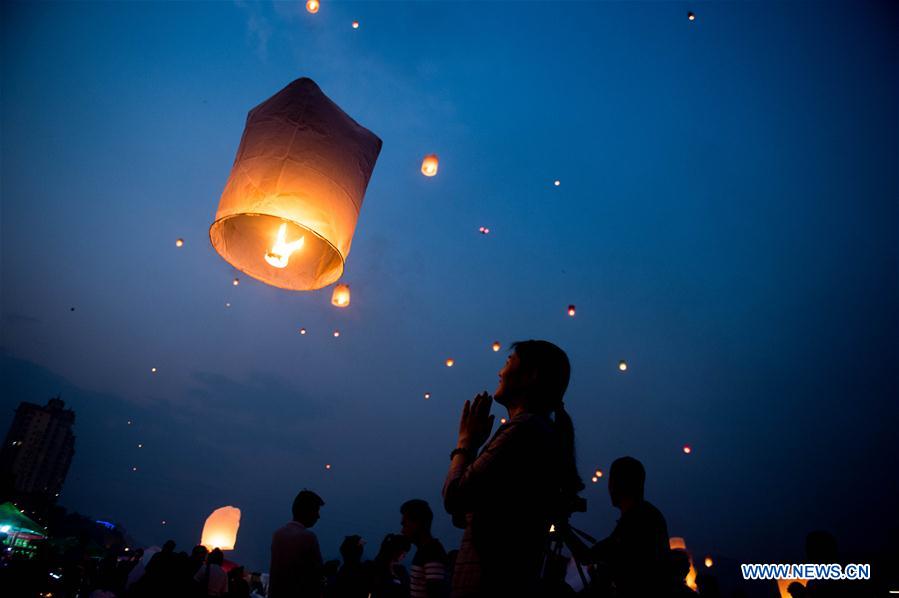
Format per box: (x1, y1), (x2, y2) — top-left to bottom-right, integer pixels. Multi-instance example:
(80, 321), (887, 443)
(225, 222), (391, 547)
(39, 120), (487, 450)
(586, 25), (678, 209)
(2, 0), (897, 577)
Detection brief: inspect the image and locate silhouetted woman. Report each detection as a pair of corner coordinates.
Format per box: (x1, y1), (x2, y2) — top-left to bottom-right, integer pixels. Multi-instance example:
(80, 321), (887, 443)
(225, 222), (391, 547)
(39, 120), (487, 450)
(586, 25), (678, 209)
(443, 340), (584, 598)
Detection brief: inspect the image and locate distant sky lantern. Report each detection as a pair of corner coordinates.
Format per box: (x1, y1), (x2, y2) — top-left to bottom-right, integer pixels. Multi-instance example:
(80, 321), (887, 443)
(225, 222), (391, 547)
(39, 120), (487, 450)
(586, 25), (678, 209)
(618, 360), (628, 372)
(352, 20), (359, 29)
(210, 78), (382, 291)
(131, 466), (137, 472)
(567, 305), (576, 317)
(704, 556), (713, 568)
(500, 417), (507, 424)
(225, 302), (231, 308)
(424, 393), (431, 400)
(688, 11), (696, 21)
(201, 506), (241, 551)
(333, 330), (340, 338)
(554, 180), (561, 187)
(445, 358), (454, 367)
(421, 154), (439, 177)
(151, 367), (157, 374)
(127, 420), (132, 425)
(331, 284), (351, 307)
(591, 476), (598, 483)
(325, 464), (332, 470)
(175, 238), (184, 247)
(299, 328), (307, 335)
(232, 277), (240, 286)
(138, 443), (143, 449)
(683, 445), (692, 454)
(306, 0), (319, 14)
(595, 469), (603, 478)
(492, 341), (501, 352)
(479, 226), (490, 235)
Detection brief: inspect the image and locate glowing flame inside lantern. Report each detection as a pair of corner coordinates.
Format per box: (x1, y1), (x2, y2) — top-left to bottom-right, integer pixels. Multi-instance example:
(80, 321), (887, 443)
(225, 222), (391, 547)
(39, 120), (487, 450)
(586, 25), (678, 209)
(331, 284), (350, 307)
(201, 506), (241, 551)
(704, 556), (713, 568)
(306, 0), (319, 14)
(492, 342), (501, 352)
(568, 305), (576, 316)
(265, 223), (305, 269)
(683, 445), (692, 454)
(445, 358), (454, 367)
(421, 154), (439, 177)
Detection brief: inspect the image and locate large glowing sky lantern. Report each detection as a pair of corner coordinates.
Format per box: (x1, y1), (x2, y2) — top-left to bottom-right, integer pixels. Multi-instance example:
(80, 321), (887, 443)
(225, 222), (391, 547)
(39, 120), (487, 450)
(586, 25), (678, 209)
(210, 78), (382, 290)
(201, 506), (241, 551)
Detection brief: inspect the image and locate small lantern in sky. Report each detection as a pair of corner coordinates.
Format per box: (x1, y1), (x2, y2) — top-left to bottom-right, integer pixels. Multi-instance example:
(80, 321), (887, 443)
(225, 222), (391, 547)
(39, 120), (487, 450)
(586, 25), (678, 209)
(161, 520), (167, 526)
(704, 556), (713, 568)
(445, 358), (454, 367)
(500, 417), (507, 424)
(424, 392), (431, 400)
(201, 506), (241, 551)
(175, 238), (184, 247)
(595, 469), (603, 478)
(591, 476), (598, 483)
(333, 330), (340, 338)
(306, 0), (319, 14)
(688, 11), (696, 21)
(618, 360), (628, 372)
(478, 226), (490, 235)
(127, 420), (132, 426)
(683, 445), (692, 454)
(151, 367), (157, 374)
(299, 328), (307, 335)
(352, 21), (359, 29)
(325, 463), (332, 470)
(554, 180), (561, 187)
(567, 305), (576, 317)
(331, 284), (351, 307)
(210, 78), (382, 291)
(492, 341), (501, 352)
(232, 278), (240, 286)
(138, 443), (143, 449)
(131, 466), (138, 472)
(225, 302), (232, 308)
(421, 154), (439, 177)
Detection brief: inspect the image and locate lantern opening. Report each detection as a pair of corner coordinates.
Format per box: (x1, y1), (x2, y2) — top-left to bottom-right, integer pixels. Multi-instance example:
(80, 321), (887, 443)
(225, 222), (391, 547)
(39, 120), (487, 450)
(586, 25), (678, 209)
(210, 214), (344, 291)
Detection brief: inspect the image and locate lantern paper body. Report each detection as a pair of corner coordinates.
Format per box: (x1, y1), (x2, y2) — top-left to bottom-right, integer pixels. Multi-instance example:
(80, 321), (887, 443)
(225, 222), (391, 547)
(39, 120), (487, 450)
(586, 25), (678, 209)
(210, 78), (382, 291)
(421, 154), (439, 176)
(331, 284), (351, 307)
(201, 506), (241, 551)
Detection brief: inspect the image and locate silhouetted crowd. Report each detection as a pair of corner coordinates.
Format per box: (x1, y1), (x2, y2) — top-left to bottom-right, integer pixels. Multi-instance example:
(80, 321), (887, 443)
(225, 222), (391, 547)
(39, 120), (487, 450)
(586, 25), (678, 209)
(3, 341), (896, 597)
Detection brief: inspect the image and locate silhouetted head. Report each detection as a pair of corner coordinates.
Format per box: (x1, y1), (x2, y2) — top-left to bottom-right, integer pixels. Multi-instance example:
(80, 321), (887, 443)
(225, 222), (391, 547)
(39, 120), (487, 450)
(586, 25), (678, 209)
(669, 549), (691, 583)
(339, 535), (364, 564)
(292, 489), (324, 528)
(208, 548), (224, 566)
(376, 533), (411, 565)
(162, 540), (176, 553)
(608, 456), (645, 508)
(323, 560), (340, 577)
(805, 530), (837, 563)
(400, 499), (433, 544)
(190, 545), (208, 561)
(786, 581), (807, 598)
(495, 340), (570, 412)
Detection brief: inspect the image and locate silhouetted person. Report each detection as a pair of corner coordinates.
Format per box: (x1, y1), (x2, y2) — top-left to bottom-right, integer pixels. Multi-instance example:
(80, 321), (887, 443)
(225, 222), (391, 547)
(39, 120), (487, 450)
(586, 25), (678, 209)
(228, 566), (250, 598)
(804, 530), (846, 598)
(369, 533), (411, 598)
(401, 499), (449, 598)
(333, 535), (369, 598)
(669, 549), (698, 597)
(443, 340), (584, 598)
(269, 489), (325, 598)
(195, 548), (228, 597)
(588, 456), (670, 598)
(143, 539), (178, 595)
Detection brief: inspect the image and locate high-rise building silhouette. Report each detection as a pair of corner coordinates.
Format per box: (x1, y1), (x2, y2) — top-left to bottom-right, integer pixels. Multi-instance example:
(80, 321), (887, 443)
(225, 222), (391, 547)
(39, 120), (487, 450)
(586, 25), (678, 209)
(0, 396), (75, 507)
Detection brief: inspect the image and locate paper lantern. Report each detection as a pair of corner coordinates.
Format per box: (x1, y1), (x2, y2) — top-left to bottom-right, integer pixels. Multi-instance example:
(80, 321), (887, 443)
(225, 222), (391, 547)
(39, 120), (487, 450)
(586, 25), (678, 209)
(421, 154), (439, 177)
(232, 277), (240, 286)
(225, 302), (232, 308)
(333, 330), (340, 338)
(201, 506), (241, 551)
(500, 417), (507, 424)
(567, 305), (576, 317)
(352, 21), (359, 29)
(137, 443), (143, 449)
(175, 238), (184, 247)
(478, 226), (490, 235)
(688, 11), (696, 21)
(591, 476), (598, 483)
(210, 78), (382, 291)
(424, 392), (431, 400)
(150, 367), (157, 374)
(683, 445), (692, 454)
(554, 180), (561, 187)
(131, 466), (137, 472)
(704, 556), (713, 568)
(331, 284), (351, 307)
(299, 328), (307, 335)
(445, 358), (454, 367)
(306, 0), (319, 14)
(492, 341), (501, 352)
(325, 464), (332, 470)
(595, 469), (603, 478)
(618, 360), (628, 372)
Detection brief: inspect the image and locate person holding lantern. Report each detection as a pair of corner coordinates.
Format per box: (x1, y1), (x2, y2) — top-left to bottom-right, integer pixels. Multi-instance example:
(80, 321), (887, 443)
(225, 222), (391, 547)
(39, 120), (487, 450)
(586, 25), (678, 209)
(442, 340), (584, 598)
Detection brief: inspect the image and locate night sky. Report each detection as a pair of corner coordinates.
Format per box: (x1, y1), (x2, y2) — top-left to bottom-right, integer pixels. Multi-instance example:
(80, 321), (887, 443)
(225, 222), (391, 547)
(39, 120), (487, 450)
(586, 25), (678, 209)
(2, 0), (897, 577)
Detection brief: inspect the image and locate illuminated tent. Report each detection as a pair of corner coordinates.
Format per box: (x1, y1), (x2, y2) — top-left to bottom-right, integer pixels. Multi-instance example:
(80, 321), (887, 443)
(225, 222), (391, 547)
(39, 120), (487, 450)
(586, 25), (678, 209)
(210, 78), (382, 290)
(200, 506), (241, 551)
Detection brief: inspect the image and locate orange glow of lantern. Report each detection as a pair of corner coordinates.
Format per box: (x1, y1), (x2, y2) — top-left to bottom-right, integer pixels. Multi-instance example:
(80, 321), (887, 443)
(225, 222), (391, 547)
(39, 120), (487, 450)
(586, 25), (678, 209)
(668, 537), (697, 590)
(201, 506), (241, 551)
(333, 330), (340, 338)
(445, 358), (454, 367)
(299, 328), (307, 335)
(175, 238), (184, 247)
(352, 21), (359, 29)
(776, 579), (808, 598)
(595, 469), (603, 478)
(591, 476), (598, 483)
(688, 11), (696, 21)
(683, 445), (692, 454)
(618, 360), (628, 372)
(210, 78), (381, 291)
(492, 341), (501, 352)
(500, 417), (507, 424)
(567, 305), (576, 317)
(331, 284), (351, 307)
(704, 556), (713, 568)
(421, 154), (439, 177)
(306, 0), (319, 14)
